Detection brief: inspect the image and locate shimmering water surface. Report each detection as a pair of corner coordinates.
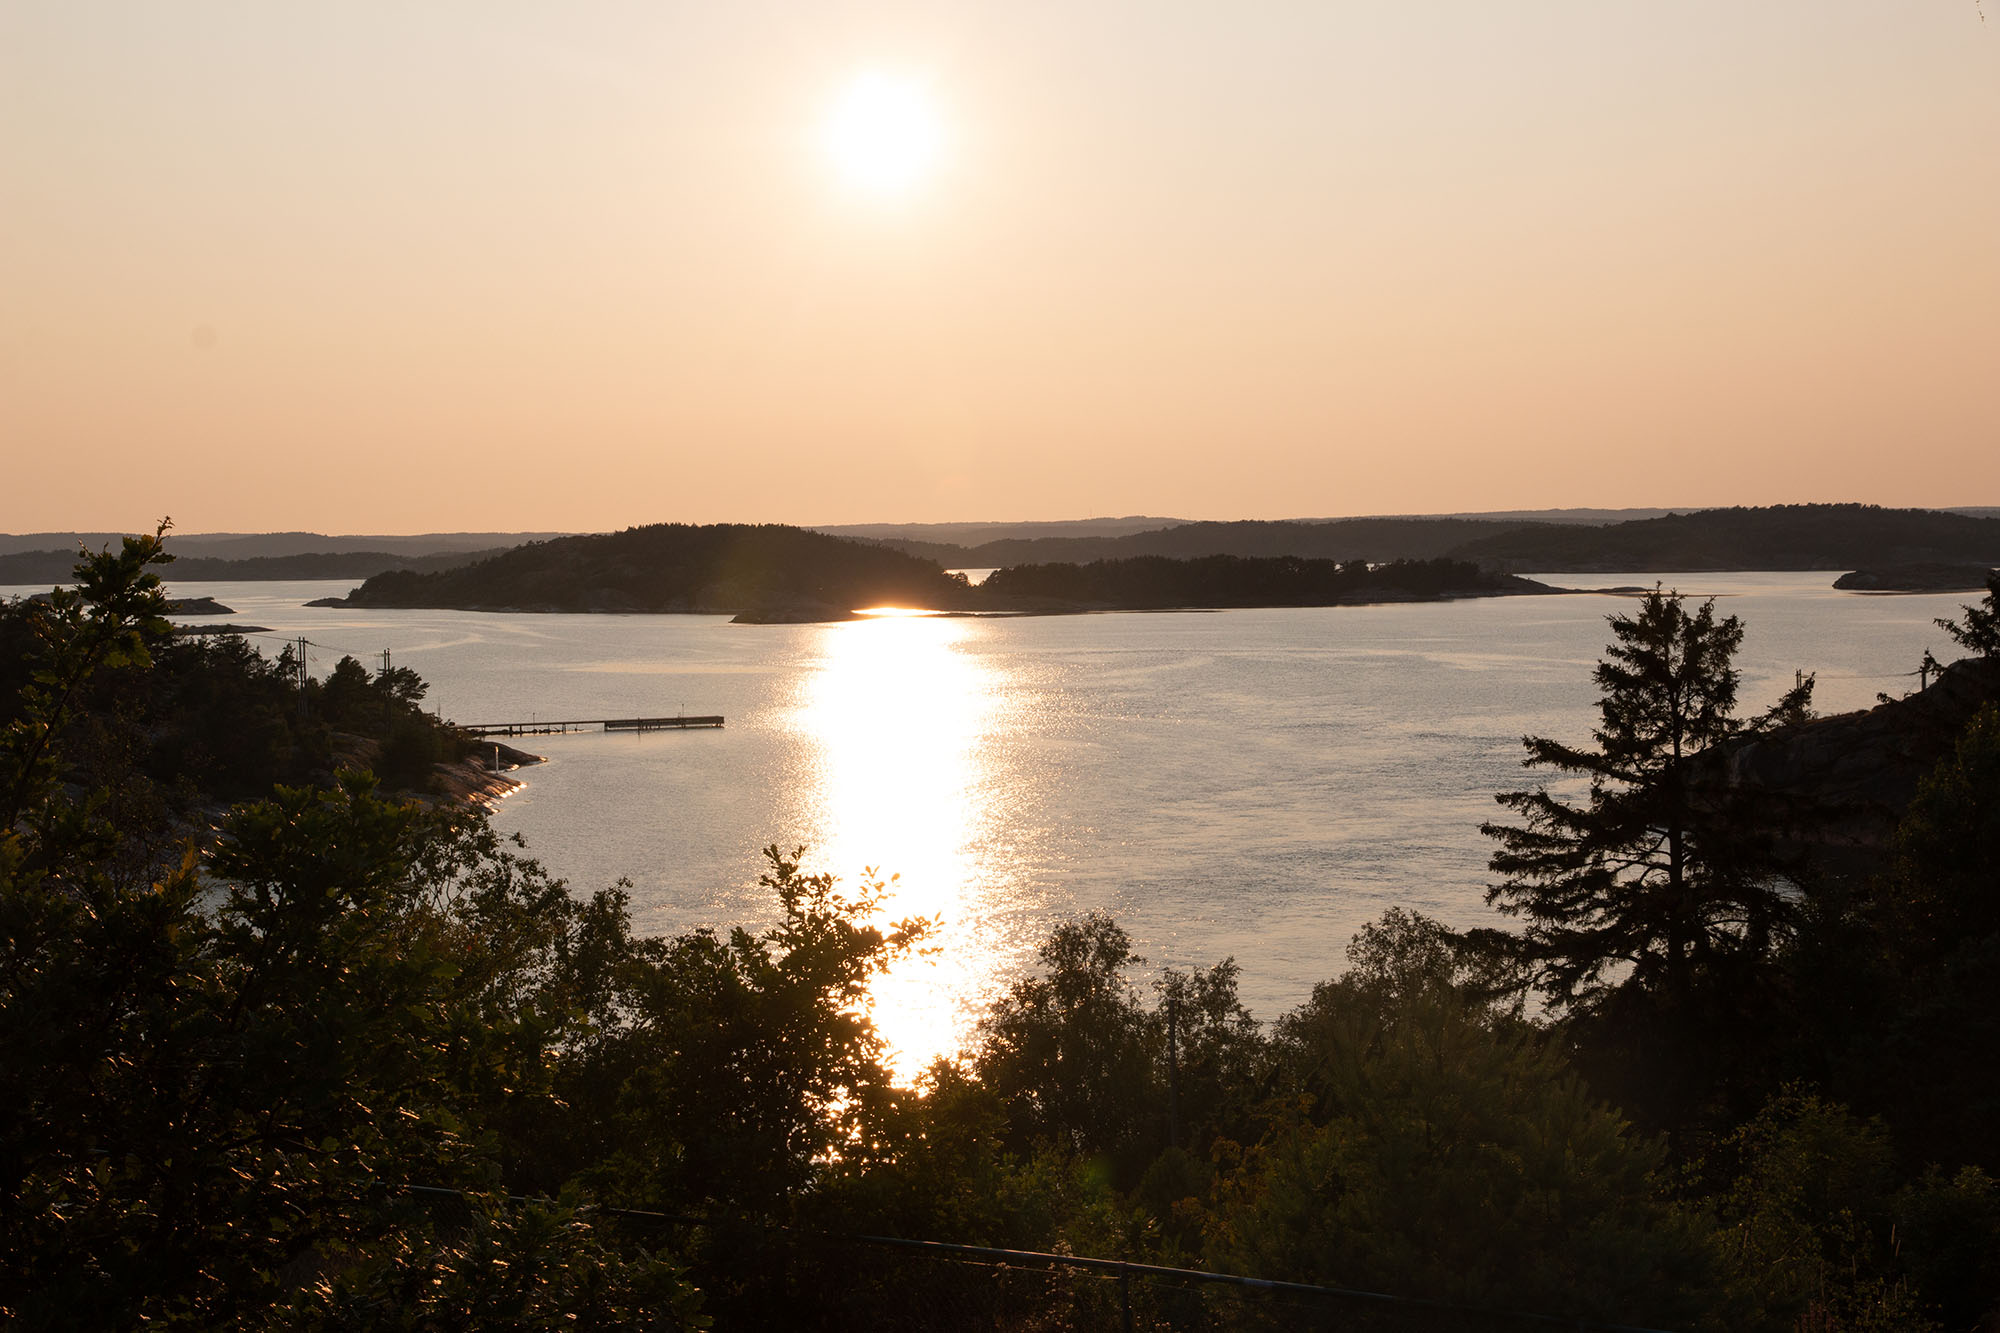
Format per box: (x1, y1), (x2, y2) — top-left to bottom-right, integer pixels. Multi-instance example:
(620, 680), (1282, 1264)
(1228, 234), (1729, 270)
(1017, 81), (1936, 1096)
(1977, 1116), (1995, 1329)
(42, 572), (1970, 1075)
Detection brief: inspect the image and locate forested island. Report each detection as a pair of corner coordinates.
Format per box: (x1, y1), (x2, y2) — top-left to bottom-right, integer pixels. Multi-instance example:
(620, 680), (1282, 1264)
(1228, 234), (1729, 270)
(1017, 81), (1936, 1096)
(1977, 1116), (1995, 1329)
(325, 522), (971, 618)
(977, 554), (1549, 610)
(318, 524), (1550, 618)
(1834, 563), (1999, 592)
(5, 534), (2000, 1330)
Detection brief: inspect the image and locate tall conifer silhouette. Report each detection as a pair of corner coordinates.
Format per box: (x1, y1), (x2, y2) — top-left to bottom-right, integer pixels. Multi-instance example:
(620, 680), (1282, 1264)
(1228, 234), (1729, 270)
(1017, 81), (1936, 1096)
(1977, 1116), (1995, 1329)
(1482, 589), (1813, 1016)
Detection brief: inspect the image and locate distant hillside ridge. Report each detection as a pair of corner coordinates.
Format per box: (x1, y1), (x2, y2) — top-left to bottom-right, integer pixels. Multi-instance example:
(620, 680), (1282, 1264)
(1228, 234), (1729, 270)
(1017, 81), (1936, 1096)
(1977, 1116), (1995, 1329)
(880, 516), (1554, 568)
(812, 507), (1687, 553)
(0, 547), (505, 587)
(0, 530), (568, 558)
(847, 505), (2000, 571)
(1445, 504), (2000, 572)
(813, 516), (1191, 546)
(328, 523), (969, 616)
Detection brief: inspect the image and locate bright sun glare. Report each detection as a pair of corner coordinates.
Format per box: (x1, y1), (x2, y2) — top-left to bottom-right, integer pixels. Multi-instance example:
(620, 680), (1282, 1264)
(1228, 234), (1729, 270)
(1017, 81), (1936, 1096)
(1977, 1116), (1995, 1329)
(821, 72), (944, 196)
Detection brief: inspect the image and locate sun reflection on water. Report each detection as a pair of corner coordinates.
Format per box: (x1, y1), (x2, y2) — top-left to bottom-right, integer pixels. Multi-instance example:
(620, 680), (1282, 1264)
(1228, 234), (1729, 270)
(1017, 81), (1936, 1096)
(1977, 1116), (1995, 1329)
(796, 614), (1003, 1082)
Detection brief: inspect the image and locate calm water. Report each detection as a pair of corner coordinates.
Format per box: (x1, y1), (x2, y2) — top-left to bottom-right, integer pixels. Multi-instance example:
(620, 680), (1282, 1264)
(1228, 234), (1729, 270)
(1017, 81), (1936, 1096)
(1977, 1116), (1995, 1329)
(15, 572), (1969, 1075)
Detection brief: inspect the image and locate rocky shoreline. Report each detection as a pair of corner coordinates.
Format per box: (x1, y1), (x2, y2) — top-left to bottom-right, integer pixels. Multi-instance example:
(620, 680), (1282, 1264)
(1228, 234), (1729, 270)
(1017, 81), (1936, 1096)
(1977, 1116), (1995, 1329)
(428, 739), (545, 807)
(1703, 655), (2000, 855)
(325, 732), (545, 808)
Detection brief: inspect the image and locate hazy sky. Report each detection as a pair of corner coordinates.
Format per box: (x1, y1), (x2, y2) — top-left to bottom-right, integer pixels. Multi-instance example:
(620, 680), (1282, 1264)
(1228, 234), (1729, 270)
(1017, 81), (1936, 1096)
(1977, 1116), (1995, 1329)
(5, 2), (1997, 533)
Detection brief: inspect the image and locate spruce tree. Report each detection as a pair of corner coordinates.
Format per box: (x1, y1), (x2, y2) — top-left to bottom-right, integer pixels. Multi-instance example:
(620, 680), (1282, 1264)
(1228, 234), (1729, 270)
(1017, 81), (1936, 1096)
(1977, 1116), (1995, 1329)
(1936, 570), (2000, 659)
(1481, 588), (1814, 1019)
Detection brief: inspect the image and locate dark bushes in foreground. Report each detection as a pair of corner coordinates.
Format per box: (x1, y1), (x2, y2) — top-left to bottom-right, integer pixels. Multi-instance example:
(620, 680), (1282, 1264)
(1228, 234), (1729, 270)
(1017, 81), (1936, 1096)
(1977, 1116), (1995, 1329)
(4, 533), (1998, 1331)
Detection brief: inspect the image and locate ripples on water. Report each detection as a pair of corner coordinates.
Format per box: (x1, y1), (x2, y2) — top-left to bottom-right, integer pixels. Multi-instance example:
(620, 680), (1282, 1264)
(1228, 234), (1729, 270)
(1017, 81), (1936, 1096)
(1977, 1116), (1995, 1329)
(60, 571), (1971, 1079)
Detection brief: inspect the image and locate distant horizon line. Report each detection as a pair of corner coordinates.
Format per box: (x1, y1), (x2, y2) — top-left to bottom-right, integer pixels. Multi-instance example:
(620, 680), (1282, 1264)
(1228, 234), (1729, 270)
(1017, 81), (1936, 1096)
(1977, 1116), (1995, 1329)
(8, 501), (2000, 546)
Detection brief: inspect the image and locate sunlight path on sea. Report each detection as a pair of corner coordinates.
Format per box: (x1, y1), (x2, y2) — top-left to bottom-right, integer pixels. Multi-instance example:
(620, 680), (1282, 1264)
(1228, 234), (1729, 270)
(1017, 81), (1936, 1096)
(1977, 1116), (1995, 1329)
(793, 615), (1006, 1081)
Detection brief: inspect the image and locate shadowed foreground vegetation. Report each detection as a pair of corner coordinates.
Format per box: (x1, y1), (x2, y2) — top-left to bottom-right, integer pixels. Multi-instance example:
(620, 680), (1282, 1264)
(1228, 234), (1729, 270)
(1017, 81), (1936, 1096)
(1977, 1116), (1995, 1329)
(4, 538), (1998, 1330)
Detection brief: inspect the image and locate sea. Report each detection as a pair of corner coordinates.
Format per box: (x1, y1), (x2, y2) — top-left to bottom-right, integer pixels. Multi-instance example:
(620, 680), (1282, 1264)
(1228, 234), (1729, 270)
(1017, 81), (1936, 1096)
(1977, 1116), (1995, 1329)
(12, 571), (1972, 1076)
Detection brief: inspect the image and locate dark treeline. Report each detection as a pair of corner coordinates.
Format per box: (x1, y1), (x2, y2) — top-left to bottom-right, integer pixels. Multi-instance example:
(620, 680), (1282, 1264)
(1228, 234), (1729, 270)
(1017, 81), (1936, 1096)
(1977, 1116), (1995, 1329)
(979, 555), (1542, 608)
(878, 516), (1545, 568)
(1452, 503), (2000, 572)
(0, 557), (472, 811)
(5, 535), (1999, 1331)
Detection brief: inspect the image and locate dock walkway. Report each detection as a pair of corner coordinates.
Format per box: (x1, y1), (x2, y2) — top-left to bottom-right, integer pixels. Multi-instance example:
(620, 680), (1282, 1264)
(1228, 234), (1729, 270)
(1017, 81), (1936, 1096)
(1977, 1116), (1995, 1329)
(460, 715), (724, 738)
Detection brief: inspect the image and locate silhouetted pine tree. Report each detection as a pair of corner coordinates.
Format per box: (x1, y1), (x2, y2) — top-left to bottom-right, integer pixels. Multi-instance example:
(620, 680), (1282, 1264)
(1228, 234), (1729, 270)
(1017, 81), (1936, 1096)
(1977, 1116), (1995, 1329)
(1481, 589), (1814, 1023)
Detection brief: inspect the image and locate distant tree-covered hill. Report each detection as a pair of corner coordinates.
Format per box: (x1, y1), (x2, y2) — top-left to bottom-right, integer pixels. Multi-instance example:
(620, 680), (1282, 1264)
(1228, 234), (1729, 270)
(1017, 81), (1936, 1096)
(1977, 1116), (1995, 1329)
(887, 517), (1550, 568)
(813, 508), (1676, 556)
(875, 505), (2000, 573)
(0, 529), (566, 558)
(1448, 504), (2000, 571)
(0, 547), (503, 586)
(813, 515), (1191, 546)
(977, 555), (1547, 610)
(331, 523), (969, 615)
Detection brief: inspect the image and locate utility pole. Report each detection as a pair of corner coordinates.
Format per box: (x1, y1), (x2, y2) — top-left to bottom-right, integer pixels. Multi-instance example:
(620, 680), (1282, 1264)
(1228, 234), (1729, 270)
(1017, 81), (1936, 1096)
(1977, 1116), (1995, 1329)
(296, 636), (310, 720)
(1165, 990), (1182, 1153)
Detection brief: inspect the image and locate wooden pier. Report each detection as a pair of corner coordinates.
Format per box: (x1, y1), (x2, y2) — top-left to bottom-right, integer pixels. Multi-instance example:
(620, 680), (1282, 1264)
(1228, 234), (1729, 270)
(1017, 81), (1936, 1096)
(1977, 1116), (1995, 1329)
(460, 715), (724, 738)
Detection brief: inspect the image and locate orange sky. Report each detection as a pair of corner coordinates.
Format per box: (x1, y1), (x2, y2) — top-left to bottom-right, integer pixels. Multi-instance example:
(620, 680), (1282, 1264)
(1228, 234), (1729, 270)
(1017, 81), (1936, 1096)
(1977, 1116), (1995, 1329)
(4, 2), (1997, 533)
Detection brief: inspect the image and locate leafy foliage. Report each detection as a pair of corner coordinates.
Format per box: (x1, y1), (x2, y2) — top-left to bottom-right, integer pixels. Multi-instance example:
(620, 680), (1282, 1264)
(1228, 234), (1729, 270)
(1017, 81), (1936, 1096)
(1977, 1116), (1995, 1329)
(973, 913), (1266, 1192)
(1, 523), (176, 831)
(2, 559), (468, 810)
(1213, 912), (1717, 1327)
(564, 848), (931, 1219)
(0, 536), (700, 1329)
(283, 1196), (706, 1332)
(1699, 1091), (1972, 1333)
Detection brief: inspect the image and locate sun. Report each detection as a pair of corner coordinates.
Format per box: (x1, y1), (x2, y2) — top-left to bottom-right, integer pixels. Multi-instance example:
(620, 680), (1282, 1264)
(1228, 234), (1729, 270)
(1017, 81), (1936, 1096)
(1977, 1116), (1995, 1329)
(820, 72), (944, 197)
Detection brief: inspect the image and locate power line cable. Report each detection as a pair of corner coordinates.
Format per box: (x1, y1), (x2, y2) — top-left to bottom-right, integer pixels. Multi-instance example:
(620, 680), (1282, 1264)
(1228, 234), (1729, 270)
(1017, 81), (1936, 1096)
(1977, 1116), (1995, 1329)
(397, 1184), (1683, 1333)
